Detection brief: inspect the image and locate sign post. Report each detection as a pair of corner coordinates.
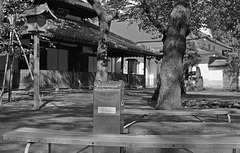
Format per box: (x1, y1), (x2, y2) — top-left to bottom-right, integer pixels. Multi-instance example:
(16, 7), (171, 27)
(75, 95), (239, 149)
(93, 81), (124, 153)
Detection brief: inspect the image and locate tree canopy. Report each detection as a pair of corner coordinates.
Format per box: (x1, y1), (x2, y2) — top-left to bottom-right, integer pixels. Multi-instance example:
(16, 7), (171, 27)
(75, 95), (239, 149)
(108, 0), (240, 42)
(106, 0), (240, 109)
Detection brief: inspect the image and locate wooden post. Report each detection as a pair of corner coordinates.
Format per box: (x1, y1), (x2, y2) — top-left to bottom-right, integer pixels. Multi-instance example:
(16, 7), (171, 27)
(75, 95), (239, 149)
(33, 33), (40, 110)
(8, 56), (14, 102)
(121, 55), (124, 82)
(143, 55), (146, 88)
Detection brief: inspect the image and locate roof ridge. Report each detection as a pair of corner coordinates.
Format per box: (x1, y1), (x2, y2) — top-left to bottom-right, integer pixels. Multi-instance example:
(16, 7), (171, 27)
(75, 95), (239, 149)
(79, 21), (138, 45)
(55, 0), (93, 10)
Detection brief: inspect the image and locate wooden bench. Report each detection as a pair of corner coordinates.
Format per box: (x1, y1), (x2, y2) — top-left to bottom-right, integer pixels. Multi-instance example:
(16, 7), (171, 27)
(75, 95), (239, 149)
(124, 108), (240, 123)
(2, 127), (240, 153)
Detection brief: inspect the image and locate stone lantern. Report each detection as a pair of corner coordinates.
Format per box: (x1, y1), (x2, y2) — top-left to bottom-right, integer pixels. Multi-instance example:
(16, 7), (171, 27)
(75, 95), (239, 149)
(20, 3), (56, 110)
(20, 3), (56, 33)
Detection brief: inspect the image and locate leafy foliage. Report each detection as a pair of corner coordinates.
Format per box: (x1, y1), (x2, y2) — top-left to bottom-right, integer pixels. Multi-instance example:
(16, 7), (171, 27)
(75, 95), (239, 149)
(224, 51), (240, 90)
(183, 41), (200, 72)
(0, 0), (34, 57)
(225, 53), (240, 76)
(108, 0), (240, 75)
(108, 0), (240, 41)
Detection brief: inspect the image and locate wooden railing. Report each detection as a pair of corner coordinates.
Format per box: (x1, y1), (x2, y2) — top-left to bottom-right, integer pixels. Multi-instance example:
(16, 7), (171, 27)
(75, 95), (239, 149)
(17, 70), (146, 89)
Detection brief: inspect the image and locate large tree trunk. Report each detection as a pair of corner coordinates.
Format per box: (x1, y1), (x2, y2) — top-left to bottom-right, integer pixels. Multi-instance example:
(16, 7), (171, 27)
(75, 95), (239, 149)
(95, 20), (110, 81)
(87, 0), (114, 81)
(156, 1), (190, 110)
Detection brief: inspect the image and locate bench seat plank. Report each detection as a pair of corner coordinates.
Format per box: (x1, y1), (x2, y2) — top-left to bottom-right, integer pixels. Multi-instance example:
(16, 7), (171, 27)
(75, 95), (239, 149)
(3, 127), (240, 149)
(124, 108), (240, 116)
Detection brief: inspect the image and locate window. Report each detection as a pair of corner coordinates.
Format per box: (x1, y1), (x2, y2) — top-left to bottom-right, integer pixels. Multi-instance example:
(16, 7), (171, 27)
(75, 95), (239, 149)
(47, 48), (68, 71)
(58, 49), (68, 71)
(47, 49), (58, 70)
(88, 56), (96, 72)
(80, 54), (88, 72)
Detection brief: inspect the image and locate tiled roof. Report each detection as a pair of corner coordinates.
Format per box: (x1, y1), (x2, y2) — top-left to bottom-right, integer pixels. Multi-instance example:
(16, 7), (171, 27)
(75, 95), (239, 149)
(44, 19), (158, 57)
(34, 0), (97, 18)
(208, 59), (227, 67)
(54, 0), (93, 9)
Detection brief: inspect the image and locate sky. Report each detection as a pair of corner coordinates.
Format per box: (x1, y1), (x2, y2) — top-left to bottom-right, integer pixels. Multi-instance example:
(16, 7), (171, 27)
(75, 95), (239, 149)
(110, 21), (163, 51)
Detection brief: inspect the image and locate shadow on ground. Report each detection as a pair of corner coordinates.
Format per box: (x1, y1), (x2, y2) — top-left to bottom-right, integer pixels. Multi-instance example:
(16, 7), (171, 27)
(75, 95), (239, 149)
(1, 88), (240, 153)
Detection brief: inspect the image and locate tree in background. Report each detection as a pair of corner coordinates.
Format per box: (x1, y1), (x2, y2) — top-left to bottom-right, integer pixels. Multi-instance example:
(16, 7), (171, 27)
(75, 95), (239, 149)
(0, 0), (34, 105)
(151, 41), (200, 100)
(86, 0), (119, 81)
(225, 51), (240, 91)
(182, 41), (200, 93)
(108, 0), (240, 109)
(207, 0), (240, 91)
(224, 37), (240, 91)
(111, 0), (192, 109)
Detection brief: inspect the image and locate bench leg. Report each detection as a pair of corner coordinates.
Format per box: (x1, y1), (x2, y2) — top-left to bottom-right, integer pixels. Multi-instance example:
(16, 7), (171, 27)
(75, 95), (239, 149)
(227, 114), (231, 123)
(48, 143), (52, 153)
(192, 115), (205, 123)
(232, 148), (236, 153)
(182, 148), (193, 153)
(24, 142), (34, 153)
(76, 145), (91, 153)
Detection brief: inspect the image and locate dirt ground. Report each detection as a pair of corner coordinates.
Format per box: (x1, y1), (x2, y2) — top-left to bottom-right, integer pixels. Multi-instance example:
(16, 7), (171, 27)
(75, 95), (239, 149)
(1, 88), (240, 153)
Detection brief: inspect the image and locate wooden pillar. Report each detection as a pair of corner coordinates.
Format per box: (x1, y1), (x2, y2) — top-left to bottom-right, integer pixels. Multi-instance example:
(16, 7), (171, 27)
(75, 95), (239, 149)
(143, 55), (146, 88)
(121, 54), (124, 82)
(33, 33), (40, 110)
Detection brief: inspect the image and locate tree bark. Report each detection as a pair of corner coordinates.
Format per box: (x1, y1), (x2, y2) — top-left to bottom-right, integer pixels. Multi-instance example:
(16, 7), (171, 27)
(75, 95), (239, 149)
(151, 77), (160, 101)
(87, 0), (113, 81)
(156, 1), (190, 110)
(0, 0), (3, 28)
(237, 69), (239, 91)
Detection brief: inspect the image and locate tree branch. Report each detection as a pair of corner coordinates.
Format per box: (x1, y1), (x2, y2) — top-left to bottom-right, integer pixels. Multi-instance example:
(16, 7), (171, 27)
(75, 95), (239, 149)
(0, 0), (3, 28)
(87, 0), (113, 22)
(141, 0), (166, 35)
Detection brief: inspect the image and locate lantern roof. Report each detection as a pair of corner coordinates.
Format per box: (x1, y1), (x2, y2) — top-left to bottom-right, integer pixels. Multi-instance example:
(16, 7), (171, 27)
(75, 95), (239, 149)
(34, 0), (97, 18)
(20, 3), (57, 20)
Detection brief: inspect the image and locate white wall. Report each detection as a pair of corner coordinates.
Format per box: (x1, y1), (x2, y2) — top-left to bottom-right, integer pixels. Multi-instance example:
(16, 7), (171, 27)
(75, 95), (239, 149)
(194, 35), (231, 89)
(146, 58), (159, 88)
(137, 58), (144, 75)
(198, 64), (209, 87)
(209, 69), (223, 88)
(115, 57), (122, 73)
(198, 63), (223, 89)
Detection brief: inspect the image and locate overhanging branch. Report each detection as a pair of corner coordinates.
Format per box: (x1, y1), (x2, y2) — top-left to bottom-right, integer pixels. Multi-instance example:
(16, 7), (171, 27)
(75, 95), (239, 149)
(87, 0), (113, 22)
(141, 0), (166, 35)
